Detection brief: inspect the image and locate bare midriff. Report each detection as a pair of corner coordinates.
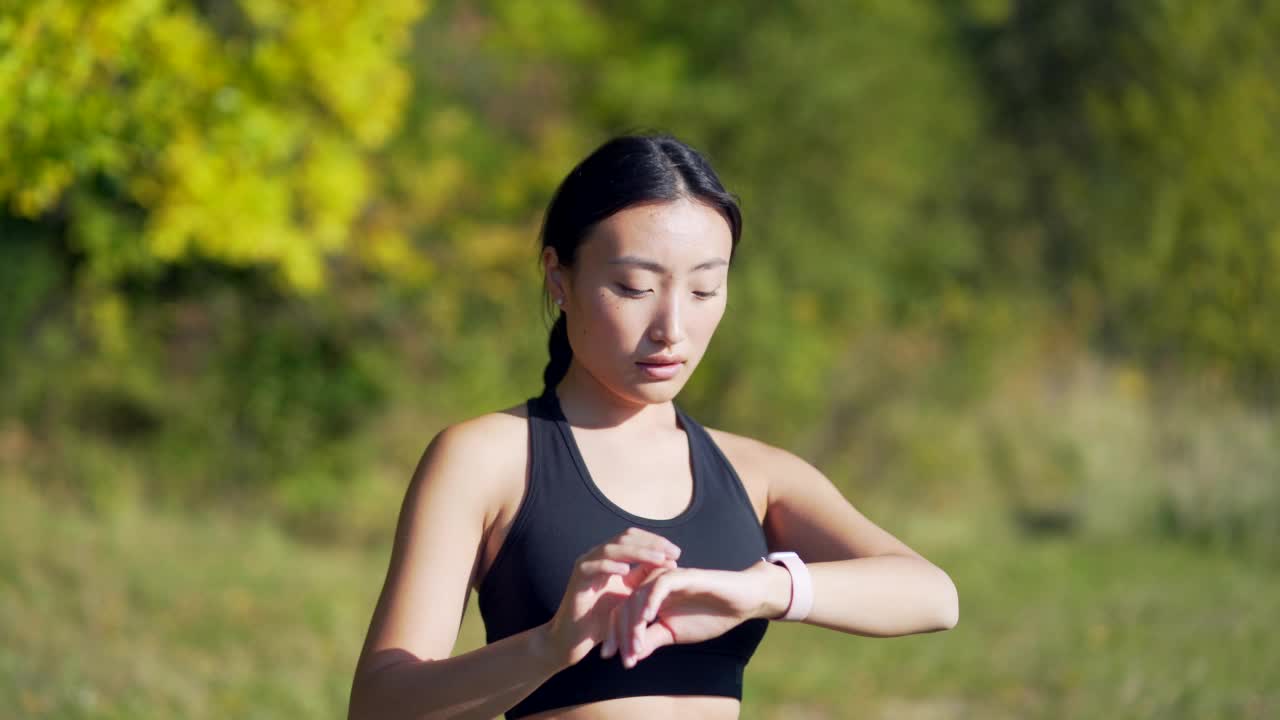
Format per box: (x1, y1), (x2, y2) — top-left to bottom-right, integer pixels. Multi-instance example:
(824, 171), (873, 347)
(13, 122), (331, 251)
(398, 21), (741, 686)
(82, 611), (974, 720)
(521, 694), (740, 720)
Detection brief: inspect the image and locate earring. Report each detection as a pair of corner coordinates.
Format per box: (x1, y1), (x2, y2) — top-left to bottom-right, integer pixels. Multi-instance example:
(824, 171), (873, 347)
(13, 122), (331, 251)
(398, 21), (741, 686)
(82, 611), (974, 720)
(555, 297), (564, 307)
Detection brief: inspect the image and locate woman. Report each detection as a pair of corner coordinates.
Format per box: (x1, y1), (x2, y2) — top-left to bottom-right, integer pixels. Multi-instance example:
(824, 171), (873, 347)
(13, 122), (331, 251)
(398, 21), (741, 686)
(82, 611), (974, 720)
(347, 134), (959, 720)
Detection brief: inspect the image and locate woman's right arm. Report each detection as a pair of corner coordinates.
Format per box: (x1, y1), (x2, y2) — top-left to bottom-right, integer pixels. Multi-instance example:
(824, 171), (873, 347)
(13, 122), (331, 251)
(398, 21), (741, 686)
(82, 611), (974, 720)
(347, 419), (557, 720)
(349, 622), (565, 720)
(347, 418), (682, 720)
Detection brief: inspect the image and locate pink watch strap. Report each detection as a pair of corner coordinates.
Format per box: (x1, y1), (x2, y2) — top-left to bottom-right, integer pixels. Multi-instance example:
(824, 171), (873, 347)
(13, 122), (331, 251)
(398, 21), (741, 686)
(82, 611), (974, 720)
(763, 551), (813, 622)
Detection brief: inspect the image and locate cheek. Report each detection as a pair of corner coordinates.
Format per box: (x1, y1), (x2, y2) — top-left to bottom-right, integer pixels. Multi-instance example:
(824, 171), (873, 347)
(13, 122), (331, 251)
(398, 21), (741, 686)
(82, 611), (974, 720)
(579, 292), (640, 342)
(691, 300), (727, 336)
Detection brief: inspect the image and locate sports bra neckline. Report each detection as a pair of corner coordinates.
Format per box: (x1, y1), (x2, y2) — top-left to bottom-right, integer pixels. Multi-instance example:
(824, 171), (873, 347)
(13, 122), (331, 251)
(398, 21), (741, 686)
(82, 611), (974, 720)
(539, 390), (706, 527)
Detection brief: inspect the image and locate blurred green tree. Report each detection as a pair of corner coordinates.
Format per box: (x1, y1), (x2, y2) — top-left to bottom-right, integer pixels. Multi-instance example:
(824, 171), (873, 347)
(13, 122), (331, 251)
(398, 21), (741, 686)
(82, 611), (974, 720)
(960, 0), (1280, 393)
(2, 0), (1277, 533)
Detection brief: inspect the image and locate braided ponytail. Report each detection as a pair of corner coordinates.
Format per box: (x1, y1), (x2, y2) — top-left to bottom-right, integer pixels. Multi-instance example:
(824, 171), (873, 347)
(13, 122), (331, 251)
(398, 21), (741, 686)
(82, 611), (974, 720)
(542, 312), (572, 395)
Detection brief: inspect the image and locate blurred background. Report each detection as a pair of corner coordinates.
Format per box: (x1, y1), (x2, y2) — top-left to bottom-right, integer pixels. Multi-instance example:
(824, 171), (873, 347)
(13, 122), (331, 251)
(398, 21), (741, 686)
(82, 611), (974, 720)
(2, 1), (1278, 717)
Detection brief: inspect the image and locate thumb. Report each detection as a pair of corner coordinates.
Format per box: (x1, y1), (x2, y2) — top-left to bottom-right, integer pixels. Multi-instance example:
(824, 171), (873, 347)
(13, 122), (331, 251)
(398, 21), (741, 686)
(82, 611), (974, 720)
(635, 617), (677, 661)
(589, 573), (611, 592)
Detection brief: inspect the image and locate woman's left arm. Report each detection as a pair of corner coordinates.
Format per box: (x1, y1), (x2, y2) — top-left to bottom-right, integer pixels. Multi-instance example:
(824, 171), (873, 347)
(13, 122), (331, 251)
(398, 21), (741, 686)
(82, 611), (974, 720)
(609, 440), (958, 666)
(748, 554), (958, 636)
(748, 441), (958, 636)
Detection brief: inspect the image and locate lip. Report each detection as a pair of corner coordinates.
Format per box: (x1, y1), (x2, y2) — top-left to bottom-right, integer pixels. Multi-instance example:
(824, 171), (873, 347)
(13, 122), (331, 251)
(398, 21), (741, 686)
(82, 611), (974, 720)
(635, 358), (685, 380)
(637, 355), (687, 364)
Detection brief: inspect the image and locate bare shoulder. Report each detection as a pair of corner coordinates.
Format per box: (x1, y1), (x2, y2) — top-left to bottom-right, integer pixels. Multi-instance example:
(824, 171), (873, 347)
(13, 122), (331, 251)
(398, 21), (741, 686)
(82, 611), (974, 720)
(430, 401), (529, 464)
(703, 426), (819, 522)
(419, 401), (530, 511)
(708, 423), (923, 563)
(425, 401), (535, 579)
(705, 425), (816, 480)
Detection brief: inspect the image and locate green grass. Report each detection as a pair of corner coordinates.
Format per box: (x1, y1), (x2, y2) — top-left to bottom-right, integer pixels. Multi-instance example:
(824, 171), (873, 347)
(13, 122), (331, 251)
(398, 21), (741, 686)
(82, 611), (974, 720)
(740, 525), (1279, 719)
(2, 479), (1276, 719)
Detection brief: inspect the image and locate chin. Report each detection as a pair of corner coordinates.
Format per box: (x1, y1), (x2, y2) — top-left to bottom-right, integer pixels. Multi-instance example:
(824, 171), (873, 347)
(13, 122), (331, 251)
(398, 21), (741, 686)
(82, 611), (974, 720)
(634, 387), (680, 404)
(623, 376), (690, 404)
(589, 359), (697, 405)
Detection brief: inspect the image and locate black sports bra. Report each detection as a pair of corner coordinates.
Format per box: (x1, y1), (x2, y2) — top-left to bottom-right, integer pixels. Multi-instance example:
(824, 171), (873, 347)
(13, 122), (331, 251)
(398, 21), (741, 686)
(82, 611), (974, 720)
(476, 389), (771, 718)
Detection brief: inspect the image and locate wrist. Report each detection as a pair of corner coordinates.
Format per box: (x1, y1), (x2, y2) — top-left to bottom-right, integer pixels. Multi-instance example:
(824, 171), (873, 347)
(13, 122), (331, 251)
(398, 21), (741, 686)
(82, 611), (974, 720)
(528, 622), (571, 675)
(748, 559), (793, 620)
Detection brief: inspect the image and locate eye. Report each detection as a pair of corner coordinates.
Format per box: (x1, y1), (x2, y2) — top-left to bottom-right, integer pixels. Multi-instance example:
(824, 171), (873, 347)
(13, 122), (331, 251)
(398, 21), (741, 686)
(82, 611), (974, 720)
(694, 289), (721, 299)
(616, 283), (650, 297)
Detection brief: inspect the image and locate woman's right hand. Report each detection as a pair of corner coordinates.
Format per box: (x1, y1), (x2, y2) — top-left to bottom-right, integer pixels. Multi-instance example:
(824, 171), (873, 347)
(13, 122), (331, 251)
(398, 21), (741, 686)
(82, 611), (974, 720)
(541, 528), (682, 668)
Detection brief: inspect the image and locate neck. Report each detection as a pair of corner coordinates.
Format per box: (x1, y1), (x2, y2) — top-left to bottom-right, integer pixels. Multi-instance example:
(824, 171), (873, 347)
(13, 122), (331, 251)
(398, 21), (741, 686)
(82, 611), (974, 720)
(552, 360), (678, 432)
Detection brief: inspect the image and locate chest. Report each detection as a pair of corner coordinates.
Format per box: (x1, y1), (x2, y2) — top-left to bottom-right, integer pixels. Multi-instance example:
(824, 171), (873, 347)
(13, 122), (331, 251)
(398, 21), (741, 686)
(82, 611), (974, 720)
(572, 428), (696, 522)
(475, 424), (769, 592)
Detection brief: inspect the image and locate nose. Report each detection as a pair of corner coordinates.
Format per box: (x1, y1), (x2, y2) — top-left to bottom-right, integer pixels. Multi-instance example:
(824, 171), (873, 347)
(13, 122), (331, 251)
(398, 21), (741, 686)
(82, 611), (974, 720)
(649, 290), (687, 347)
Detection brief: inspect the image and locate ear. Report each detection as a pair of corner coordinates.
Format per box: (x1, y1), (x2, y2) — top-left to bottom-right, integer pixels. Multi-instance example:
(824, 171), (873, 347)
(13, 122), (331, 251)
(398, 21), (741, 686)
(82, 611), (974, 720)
(542, 246), (570, 302)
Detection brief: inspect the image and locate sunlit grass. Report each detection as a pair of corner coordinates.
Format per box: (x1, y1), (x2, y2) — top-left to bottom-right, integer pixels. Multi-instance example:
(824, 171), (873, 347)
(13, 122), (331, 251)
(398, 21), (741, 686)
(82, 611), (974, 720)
(0, 479), (373, 719)
(740, 527), (1279, 718)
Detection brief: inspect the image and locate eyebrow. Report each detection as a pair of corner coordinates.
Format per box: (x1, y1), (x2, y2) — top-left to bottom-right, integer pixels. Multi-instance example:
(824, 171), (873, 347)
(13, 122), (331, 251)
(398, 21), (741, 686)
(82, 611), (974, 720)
(607, 255), (729, 273)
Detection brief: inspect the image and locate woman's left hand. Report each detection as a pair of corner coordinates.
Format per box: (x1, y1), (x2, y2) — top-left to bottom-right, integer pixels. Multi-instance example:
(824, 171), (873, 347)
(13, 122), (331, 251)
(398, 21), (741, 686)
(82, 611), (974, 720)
(601, 562), (776, 668)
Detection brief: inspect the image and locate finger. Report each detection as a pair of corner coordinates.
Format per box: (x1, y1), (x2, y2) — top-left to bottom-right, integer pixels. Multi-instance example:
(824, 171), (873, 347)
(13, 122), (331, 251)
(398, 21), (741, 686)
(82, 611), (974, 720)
(576, 558), (632, 580)
(600, 543), (674, 567)
(614, 528), (683, 559)
(589, 573), (609, 592)
(628, 576), (658, 626)
(631, 601), (645, 661)
(642, 572), (687, 623)
(601, 606), (617, 659)
(610, 605), (621, 658)
(627, 584), (648, 661)
(628, 574), (665, 663)
(609, 601), (622, 661)
(621, 562), (656, 591)
(620, 596), (634, 667)
(628, 597), (645, 668)
(636, 617), (676, 661)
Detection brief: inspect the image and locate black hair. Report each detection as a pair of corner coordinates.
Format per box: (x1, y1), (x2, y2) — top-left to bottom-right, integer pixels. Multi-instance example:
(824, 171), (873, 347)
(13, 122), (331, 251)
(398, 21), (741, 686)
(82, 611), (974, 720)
(538, 133), (743, 395)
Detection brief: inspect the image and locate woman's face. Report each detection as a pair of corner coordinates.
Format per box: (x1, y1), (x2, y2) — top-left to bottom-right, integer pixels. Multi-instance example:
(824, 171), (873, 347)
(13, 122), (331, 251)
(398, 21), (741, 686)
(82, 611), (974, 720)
(545, 197), (733, 405)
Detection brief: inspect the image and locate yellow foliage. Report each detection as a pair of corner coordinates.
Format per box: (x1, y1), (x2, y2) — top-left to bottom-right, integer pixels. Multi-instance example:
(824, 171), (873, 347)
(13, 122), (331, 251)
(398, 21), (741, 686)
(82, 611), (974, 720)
(358, 227), (434, 285)
(300, 138), (369, 251)
(402, 154), (466, 226)
(0, 0), (428, 293)
(15, 162), (72, 215)
(262, 0), (426, 147)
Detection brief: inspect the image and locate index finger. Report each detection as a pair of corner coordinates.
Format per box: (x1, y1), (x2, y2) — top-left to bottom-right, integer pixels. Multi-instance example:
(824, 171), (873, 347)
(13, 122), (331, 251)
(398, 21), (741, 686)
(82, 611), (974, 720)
(614, 527), (682, 558)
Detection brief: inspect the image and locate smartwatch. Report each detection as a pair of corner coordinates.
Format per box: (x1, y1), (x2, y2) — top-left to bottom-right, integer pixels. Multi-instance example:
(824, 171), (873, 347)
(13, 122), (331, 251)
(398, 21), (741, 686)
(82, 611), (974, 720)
(761, 551), (813, 622)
